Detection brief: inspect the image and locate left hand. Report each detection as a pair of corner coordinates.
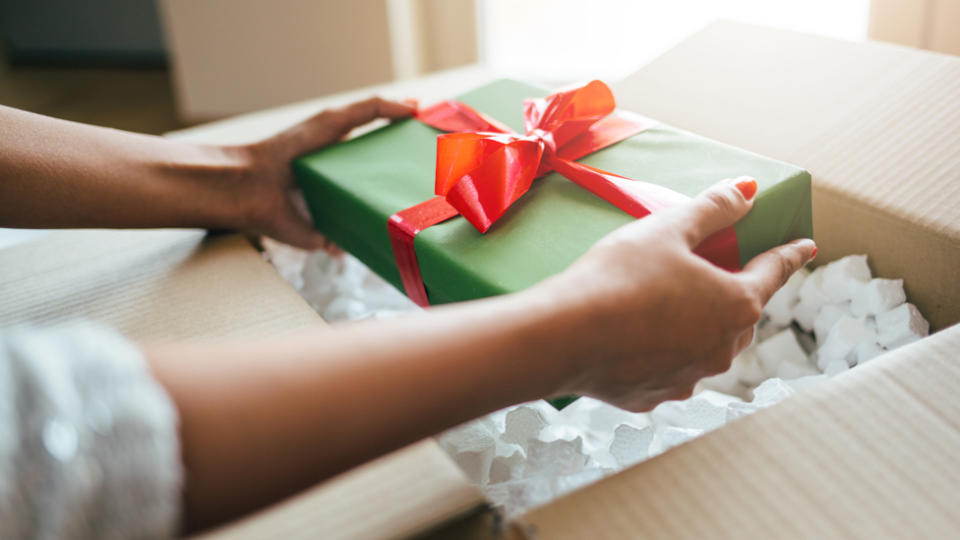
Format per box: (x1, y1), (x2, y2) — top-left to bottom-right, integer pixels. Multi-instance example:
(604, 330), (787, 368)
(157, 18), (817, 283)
(231, 97), (416, 249)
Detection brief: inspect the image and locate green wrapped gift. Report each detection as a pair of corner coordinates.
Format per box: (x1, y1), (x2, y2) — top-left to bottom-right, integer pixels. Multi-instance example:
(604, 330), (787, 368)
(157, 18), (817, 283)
(294, 79), (812, 306)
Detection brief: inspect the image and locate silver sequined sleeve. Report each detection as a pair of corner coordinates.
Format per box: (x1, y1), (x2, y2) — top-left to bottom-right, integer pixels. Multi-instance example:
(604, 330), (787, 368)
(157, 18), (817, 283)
(0, 323), (182, 539)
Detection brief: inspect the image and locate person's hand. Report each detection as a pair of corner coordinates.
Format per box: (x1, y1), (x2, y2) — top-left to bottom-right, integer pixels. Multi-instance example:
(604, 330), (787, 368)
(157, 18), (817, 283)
(538, 177), (816, 412)
(231, 97), (416, 250)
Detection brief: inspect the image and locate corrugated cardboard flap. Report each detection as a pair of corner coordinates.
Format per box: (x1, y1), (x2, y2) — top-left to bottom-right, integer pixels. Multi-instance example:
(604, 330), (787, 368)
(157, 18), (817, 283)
(522, 324), (960, 539)
(613, 21), (960, 330)
(0, 229), (321, 339)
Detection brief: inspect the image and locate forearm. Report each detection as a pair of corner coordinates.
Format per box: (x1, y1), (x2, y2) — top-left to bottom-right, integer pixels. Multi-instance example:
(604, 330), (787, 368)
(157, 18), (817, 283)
(145, 287), (582, 532)
(0, 105), (250, 230)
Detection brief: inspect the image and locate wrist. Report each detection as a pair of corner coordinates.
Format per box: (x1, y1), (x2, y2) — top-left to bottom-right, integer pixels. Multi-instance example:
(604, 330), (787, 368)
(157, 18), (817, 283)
(149, 140), (258, 231)
(504, 282), (596, 400)
(202, 143), (262, 231)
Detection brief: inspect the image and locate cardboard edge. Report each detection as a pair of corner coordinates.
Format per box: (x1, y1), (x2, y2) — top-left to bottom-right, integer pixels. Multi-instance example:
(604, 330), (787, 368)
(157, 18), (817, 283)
(518, 324), (960, 538)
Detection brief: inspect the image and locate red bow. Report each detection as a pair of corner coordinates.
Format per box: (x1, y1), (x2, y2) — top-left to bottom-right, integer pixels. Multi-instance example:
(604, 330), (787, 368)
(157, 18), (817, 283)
(388, 81), (739, 307)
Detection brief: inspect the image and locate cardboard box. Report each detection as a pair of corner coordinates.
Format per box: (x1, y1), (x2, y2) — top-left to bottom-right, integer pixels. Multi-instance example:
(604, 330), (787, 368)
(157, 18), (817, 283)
(158, 0), (396, 121)
(6, 22), (958, 539)
(0, 229), (323, 340)
(203, 22), (960, 539)
(869, 0), (960, 56)
(158, 0), (478, 122)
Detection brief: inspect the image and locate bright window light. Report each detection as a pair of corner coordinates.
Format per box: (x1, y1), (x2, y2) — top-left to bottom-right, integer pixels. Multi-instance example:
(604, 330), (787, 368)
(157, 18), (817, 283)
(479, 0), (871, 85)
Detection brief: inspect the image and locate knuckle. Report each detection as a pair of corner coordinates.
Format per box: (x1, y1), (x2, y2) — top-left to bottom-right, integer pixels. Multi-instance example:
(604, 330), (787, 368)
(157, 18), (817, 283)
(317, 109), (346, 131)
(730, 284), (763, 325)
(704, 188), (740, 217)
(359, 96), (382, 115)
(681, 223), (703, 249)
(774, 249), (796, 285)
(745, 296), (764, 323)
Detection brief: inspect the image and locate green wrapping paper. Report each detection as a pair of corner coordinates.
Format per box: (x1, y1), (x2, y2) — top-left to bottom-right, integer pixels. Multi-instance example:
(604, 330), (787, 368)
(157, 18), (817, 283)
(294, 79), (812, 305)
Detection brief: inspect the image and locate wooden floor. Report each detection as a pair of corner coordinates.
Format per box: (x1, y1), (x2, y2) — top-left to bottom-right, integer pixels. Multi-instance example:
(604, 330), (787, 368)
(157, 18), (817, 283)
(0, 56), (182, 135)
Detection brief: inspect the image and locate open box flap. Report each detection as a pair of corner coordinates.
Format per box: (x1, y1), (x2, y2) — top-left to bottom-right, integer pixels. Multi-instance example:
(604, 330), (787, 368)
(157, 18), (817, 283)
(613, 21), (960, 330)
(520, 323), (960, 538)
(0, 229), (322, 339)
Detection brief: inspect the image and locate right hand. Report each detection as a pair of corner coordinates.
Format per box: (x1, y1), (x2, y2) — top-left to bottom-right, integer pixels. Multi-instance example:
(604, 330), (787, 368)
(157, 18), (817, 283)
(229, 97), (417, 250)
(538, 177), (816, 412)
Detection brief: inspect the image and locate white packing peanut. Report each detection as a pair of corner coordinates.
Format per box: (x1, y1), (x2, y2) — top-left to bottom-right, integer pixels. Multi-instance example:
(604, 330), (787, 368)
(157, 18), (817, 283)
(817, 315), (876, 370)
(814, 303), (851, 344)
(876, 303), (929, 348)
(821, 254), (872, 303)
(850, 278), (906, 318)
(854, 341), (886, 365)
(608, 424), (654, 467)
(756, 329), (808, 377)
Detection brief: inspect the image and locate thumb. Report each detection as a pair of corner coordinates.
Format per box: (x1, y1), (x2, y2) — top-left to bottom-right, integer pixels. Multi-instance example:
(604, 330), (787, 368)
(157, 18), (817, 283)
(662, 177), (757, 249)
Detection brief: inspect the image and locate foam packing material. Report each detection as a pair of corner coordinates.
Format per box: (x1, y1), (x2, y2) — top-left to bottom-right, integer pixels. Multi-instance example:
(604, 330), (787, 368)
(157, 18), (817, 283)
(264, 242), (930, 516)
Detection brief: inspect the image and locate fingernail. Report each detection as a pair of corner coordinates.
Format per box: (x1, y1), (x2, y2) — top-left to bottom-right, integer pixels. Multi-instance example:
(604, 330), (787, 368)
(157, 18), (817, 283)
(402, 98), (419, 109)
(792, 238), (817, 259)
(733, 177), (757, 201)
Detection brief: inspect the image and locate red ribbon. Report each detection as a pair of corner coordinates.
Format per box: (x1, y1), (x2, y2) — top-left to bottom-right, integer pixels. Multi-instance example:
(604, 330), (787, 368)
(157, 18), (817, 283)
(387, 80), (739, 307)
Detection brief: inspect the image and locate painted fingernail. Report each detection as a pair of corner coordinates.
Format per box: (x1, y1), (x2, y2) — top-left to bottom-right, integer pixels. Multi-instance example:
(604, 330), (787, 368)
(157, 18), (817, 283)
(733, 177), (757, 201)
(811, 246), (818, 259)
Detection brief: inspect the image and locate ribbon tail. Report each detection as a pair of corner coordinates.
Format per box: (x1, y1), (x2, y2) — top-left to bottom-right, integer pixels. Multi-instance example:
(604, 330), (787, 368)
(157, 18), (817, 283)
(417, 101), (512, 134)
(387, 196), (460, 307)
(552, 158), (741, 271)
(551, 159), (689, 217)
(556, 112), (658, 162)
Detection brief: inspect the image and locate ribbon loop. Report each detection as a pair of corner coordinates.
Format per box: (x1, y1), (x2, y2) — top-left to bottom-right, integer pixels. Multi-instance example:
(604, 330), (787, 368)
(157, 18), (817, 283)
(436, 134), (543, 232)
(429, 81), (640, 233)
(524, 80), (617, 151)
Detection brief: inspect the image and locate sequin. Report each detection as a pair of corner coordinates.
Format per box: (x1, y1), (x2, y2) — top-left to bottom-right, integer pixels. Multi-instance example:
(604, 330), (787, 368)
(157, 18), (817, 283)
(42, 419), (78, 462)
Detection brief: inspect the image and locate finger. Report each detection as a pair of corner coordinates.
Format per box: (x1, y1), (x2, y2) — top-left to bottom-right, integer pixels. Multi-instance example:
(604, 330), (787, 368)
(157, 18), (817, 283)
(661, 177), (758, 249)
(740, 238), (817, 304)
(279, 97), (416, 157)
(735, 326), (756, 354)
(267, 198), (328, 251)
(322, 240), (345, 257)
(330, 96), (416, 135)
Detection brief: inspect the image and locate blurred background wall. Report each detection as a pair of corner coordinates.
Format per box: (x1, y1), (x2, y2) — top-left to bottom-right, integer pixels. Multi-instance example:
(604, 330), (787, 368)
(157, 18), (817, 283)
(0, 0), (166, 64)
(0, 0), (956, 133)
